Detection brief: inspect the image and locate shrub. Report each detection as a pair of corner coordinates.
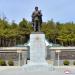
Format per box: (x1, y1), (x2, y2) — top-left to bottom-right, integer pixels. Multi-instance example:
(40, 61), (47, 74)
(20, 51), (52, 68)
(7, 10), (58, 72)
(0, 59), (6, 66)
(8, 60), (14, 66)
(73, 61), (75, 65)
(63, 60), (70, 66)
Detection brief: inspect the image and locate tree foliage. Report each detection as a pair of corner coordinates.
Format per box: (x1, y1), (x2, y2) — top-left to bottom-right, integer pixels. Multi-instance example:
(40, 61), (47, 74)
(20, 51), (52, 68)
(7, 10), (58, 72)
(0, 18), (75, 46)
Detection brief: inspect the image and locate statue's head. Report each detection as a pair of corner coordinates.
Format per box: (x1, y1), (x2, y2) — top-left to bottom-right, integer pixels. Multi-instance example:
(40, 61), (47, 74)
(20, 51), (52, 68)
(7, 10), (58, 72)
(35, 6), (38, 11)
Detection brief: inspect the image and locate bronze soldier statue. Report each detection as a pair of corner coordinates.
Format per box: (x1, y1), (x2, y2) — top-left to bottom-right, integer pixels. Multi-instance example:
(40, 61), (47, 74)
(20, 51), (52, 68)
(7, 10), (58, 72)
(32, 7), (42, 32)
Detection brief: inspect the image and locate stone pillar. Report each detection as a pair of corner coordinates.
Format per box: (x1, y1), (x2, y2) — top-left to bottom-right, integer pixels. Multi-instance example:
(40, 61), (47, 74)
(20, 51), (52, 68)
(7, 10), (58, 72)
(22, 50), (28, 65)
(50, 50), (55, 65)
(29, 32), (47, 65)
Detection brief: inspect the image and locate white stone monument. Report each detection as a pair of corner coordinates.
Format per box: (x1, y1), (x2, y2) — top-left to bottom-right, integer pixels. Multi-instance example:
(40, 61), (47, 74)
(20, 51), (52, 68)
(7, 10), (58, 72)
(23, 32), (53, 71)
(29, 32), (47, 65)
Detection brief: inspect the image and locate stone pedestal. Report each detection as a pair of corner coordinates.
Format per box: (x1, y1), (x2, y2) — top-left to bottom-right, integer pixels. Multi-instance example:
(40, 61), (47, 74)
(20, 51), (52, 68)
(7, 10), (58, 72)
(29, 32), (47, 65)
(23, 32), (54, 71)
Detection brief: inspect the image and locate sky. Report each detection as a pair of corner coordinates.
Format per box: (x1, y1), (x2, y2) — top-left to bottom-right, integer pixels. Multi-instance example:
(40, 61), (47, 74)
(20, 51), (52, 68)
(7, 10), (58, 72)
(0, 0), (75, 23)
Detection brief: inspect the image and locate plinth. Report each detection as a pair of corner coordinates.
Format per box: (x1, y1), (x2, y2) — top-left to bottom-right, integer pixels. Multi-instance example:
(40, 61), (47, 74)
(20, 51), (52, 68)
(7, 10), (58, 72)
(23, 32), (53, 71)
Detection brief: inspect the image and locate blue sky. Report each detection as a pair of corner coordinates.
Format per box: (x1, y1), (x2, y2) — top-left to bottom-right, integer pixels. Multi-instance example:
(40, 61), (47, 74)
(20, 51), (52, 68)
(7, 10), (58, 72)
(0, 0), (75, 23)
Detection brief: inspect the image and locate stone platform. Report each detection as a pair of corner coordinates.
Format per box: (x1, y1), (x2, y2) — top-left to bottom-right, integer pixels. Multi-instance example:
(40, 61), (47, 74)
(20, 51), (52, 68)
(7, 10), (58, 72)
(23, 64), (54, 72)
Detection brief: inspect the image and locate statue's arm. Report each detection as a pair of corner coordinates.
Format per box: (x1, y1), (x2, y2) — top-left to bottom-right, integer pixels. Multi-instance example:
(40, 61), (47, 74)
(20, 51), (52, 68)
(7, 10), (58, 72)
(38, 10), (42, 16)
(40, 12), (42, 16)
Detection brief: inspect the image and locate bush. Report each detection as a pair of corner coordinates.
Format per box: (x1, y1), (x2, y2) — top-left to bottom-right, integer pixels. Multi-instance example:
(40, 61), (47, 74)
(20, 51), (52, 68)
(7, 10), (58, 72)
(73, 61), (75, 65)
(8, 60), (14, 66)
(63, 60), (70, 66)
(0, 59), (6, 66)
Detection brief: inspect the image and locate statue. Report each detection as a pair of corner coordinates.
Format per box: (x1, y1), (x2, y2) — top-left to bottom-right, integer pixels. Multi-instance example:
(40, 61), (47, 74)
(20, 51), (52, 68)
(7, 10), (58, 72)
(32, 7), (42, 32)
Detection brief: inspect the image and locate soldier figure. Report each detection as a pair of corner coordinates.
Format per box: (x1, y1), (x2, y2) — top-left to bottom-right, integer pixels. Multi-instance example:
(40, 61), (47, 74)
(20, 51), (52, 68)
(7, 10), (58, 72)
(32, 7), (42, 32)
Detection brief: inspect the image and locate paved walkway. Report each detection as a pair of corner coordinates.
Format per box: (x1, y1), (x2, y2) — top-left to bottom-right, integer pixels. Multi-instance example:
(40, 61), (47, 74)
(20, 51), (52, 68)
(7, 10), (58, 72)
(0, 66), (75, 75)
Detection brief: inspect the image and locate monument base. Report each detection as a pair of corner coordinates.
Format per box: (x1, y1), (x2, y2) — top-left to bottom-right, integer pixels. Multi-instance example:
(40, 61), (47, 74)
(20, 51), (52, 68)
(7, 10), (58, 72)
(29, 32), (47, 64)
(23, 64), (54, 72)
(23, 32), (54, 71)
